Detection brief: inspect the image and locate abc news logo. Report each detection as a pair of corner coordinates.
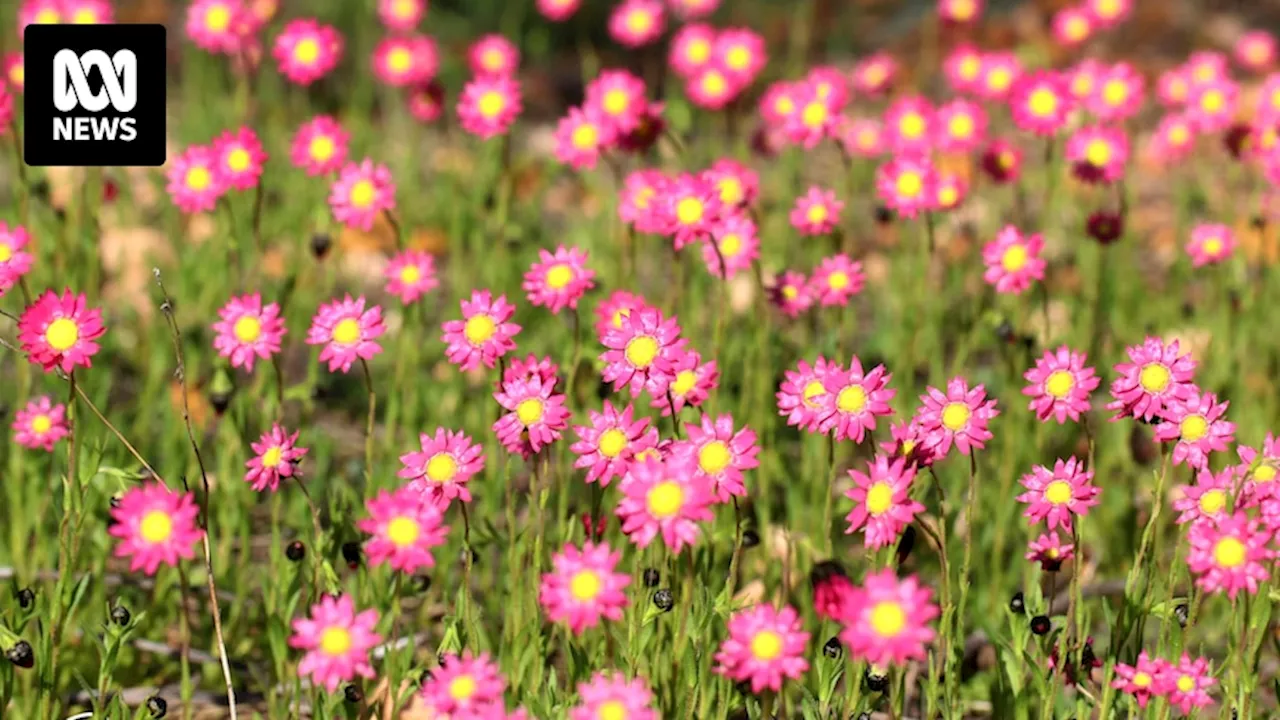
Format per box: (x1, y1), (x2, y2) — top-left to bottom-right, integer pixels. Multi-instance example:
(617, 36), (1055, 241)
(24, 24), (166, 167)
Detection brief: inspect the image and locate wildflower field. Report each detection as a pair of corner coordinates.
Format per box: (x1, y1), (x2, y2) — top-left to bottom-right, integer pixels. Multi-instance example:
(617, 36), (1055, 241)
(4, 0), (1280, 717)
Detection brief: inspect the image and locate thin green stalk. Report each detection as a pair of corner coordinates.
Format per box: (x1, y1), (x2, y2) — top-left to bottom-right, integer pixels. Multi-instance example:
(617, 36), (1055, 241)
(360, 358), (377, 494)
(821, 432), (838, 556)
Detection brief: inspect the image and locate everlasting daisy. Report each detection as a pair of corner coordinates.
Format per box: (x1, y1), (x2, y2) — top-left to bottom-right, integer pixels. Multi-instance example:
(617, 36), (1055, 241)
(1162, 653), (1215, 714)
(329, 159), (396, 231)
(272, 19), (342, 86)
(289, 594), (381, 693)
(1174, 467), (1235, 526)
(1186, 223), (1236, 267)
(457, 75), (522, 139)
(572, 401), (658, 486)
(290, 115), (349, 176)
(844, 455), (924, 549)
(1150, 112), (1197, 162)
(702, 214), (760, 279)
(185, 0), (245, 54)
(493, 375), (571, 457)
(384, 249), (438, 305)
(1023, 346), (1099, 424)
(838, 116), (885, 158)
(569, 673), (657, 720)
(1066, 125), (1129, 184)
(977, 52), (1022, 100)
(1157, 66), (1192, 108)
(407, 80), (445, 122)
(810, 254), (865, 307)
(981, 138), (1023, 184)
(678, 414), (759, 502)
(586, 69), (649, 135)
(852, 52), (896, 95)
(884, 96), (934, 155)
(933, 172), (967, 212)
(441, 290), (521, 371)
(660, 173), (721, 249)
(1025, 531), (1074, 571)
(807, 66), (850, 110)
(784, 82), (837, 149)
(1016, 457), (1099, 530)
(818, 358), (895, 443)
(934, 98), (987, 153)
(553, 106), (616, 170)
(3, 54), (24, 92)
(166, 145), (225, 213)
(599, 307), (683, 397)
(1089, 62), (1145, 122)
(17, 0), (62, 33)
(670, 0), (717, 20)
(305, 295), (386, 373)
(108, 483), (203, 576)
(790, 187), (843, 237)
(377, 0), (424, 31)
(0, 222), (34, 294)
(212, 293), (285, 373)
(879, 419), (941, 468)
(713, 604), (810, 694)
(1186, 78), (1237, 132)
(618, 170), (670, 234)
(915, 377), (999, 457)
(11, 396), (69, 451)
(944, 44), (984, 94)
(468, 34), (519, 77)
(615, 454), (715, 552)
(759, 81), (799, 126)
(523, 245), (595, 314)
(669, 23), (716, 79)
(18, 289), (105, 374)
(1239, 434), (1280, 500)
(1052, 6), (1093, 47)
(537, 0), (580, 21)
(938, 0), (981, 24)
(982, 226), (1046, 295)
(687, 66), (740, 111)
(703, 159), (759, 209)
(1010, 71), (1073, 136)
(876, 155), (936, 219)
(1236, 31), (1276, 73)
(372, 34), (437, 87)
(609, 0), (664, 48)
(358, 487), (448, 573)
(1111, 652), (1166, 708)
(1156, 391), (1235, 470)
(715, 29), (768, 87)
(400, 428), (485, 505)
(539, 541), (630, 634)
(1106, 337), (1197, 421)
(777, 356), (840, 434)
(244, 424), (307, 492)
(213, 126), (266, 191)
(594, 289), (653, 339)
(421, 652), (506, 716)
(770, 270), (814, 318)
(839, 570), (938, 667)
(1187, 512), (1273, 598)
(1085, 0), (1130, 28)
(654, 349), (718, 415)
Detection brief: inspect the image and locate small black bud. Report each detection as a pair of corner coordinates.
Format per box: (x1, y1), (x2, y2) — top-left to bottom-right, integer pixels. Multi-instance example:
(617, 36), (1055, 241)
(146, 695), (167, 718)
(414, 575), (432, 592)
(1030, 615), (1051, 635)
(459, 547), (479, 565)
(864, 666), (889, 692)
(1009, 591), (1025, 615)
(15, 587), (34, 609)
(343, 684), (363, 704)
(874, 205), (893, 225)
(1043, 558), (1064, 573)
(642, 568), (660, 588)
(341, 541), (362, 567)
(809, 559), (848, 588)
(286, 540), (306, 562)
(653, 588), (674, 612)
(1250, 215), (1266, 230)
(741, 528), (760, 548)
(1080, 639), (1098, 670)
(311, 232), (332, 259)
(210, 391), (232, 415)
(822, 636), (842, 659)
(895, 524), (916, 565)
(1174, 603), (1189, 628)
(995, 320), (1015, 344)
(6, 640), (33, 668)
(111, 604), (131, 626)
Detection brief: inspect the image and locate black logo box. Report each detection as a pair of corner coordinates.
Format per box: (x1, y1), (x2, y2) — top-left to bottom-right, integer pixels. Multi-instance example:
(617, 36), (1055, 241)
(24, 24), (167, 167)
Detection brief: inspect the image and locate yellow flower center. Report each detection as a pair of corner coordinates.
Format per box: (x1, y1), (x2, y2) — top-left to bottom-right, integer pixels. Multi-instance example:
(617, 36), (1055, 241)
(31, 415), (52, 434)
(35, 8), (60, 23)
(73, 8), (97, 22)
(828, 271), (850, 290)
(1133, 671), (1152, 688)
(625, 9), (653, 33)
(701, 71), (727, 97)
(941, 402), (970, 431)
(331, 318), (361, 345)
(569, 570), (601, 601)
(1180, 414), (1208, 442)
(425, 453), (457, 482)
(803, 380), (826, 407)
(719, 234), (742, 257)
(750, 630), (782, 660)
(896, 171), (922, 197)
(0, 244), (11, 263)
(1138, 363), (1170, 393)
(801, 102), (828, 128)
(698, 440), (731, 475)
(598, 700), (628, 720)
(1177, 674), (1195, 693)
(612, 308), (631, 329)
(938, 186), (958, 207)
(482, 49), (504, 71)
(349, 179), (376, 208)
(900, 113), (925, 138)
(1047, 547), (1060, 559)
(1001, 244), (1029, 272)
(726, 46), (750, 71)
(478, 91), (505, 118)
(1045, 370), (1074, 398)
(1029, 88), (1058, 117)
(393, 0), (416, 17)
(671, 370), (697, 397)
(647, 481), (684, 518)
(782, 285), (798, 299)
(1201, 90), (1223, 112)
(545, 264), (574, 289)
(603, 89), (629, 115)
(718, 178), (744, 205)
(598, 429), (628, 458)
(1213, 536), (1246, 568)
(262, 446), (283, 468)
(1066, 17), (1087, 40)
(516, 398), (545, 426)
(139, 510), (174, 544)
(948, 113), (974, 138)
(676, 197), (704, 225)
(45, 318), (79, 351)
(294, 38), (320, 64)
(1202, 238), (1223, 257)
(387, 47), (412, 73)
(1254, 464), (1277, 483)
(837, 385), (867, 413)
(869, 600), (906, 637)
(399, 265), (422, 285)
(1085, 140), (1111, 167)
(386, 516), (419, 546)
(309, 135), (335, 161)
(807, 205), (829, 224)
(864, 65), (886, 86)
(319, 626), (352, 656)
(449, 675), (476, 701)
(206, 4), (230, 31)
(186, 166), (211, 191)
(866, 481), (894, 514)
(625, 335), (659, 368)
(999, 151), (1015, 170)
(959, 56), (979, 78)
(233, 315), (262, 342)
(687, 39), (711, 64)
(1044, 480), (1073, 505)
(572, 123), (600, 150)
(1103, 79), (1127, 106)
(9, 65), (23, 86)
(987, 68), (1011, 90)
(950, 0), (975, 18)
(1096, 0), (1119, 16)
(1169, 125), (1189, 146)
(463, 314), (496, 345)
(1198, 489), (1226, 515)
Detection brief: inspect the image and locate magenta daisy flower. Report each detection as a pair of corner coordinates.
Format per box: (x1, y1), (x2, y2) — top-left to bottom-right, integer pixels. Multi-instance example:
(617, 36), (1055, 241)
(1155, 391), (1235, 470)
(212, 293), (285, 373)
(468, 33), (519, 77)
(493, 375), (571, 457)
(915, 377), (999, 457)
(660, 173), (721, 249)
(1186, 223), (1236, 267)
(932, 171), (968, 212)
(883, 96), (934, 155)
(305, 295), (386, 373)
(678, 414), (759, 503)
(619, 170), (671, 234)
(670, 23), (716, 78)
(977, 51), (1023, 100)
(852, 52), (897, 95)
(0, 222), (34, 294)
(777, 356), (840, 433)
(938, 0), (982, 23)
(615, 454), (714, 553)
(943, 44), (984, 93)
(441, 290), (522, 371)
(185, 0), (244, 54)
(1187, 511), (1274, 599)
(244, 424), (307, 492)
(11, 396), (69, 451)
(790, 187), (843, 237)
(166, 144), (225, 213)
(384, 249), (439, 305)
(758, 81), (799, 126)
(844, 455), (924, 549)
(329, 159), (396, 231)
(1239, 434), (1280, 500)
(400, 428), (486, 505)
(1173, 467), (1235, 526)
(702, 214), (759, 279)
(1066, 124), (1129, 184)
(818, 358), (895, 443)
(599, 307), (683, 398)
(1023, 346), (1099, 424)
(1025, 531), (1075, 570)
(371, 34), (437, 87)
(981, 138), (1023, 184)
(420, 651), (506, 716)
(771, 270), (814, 317)
(569, 672), (657, 720)
(289, 593), (381, 693)
(1085, 0), (1131, 27)
(585, 69), (648, 135)
(523, 245), (596, 314)
(290, 115), (349, 176)
(783, 82), (837, 149)
(876, 155), (937, 219)
(1150, 113), (1196, 162)
(713, 604), (810, 694)
(571, 401), (658, 486)
(407, 80), (446, 123)
(1106, 337), (1197, 421)
(457, 75), (522, 139)
(1016, 457), (1099, 530)
(539, 541), (630, 634)
(1089, 62), (1145, 122)
(553, 106), (616, 170)
(17, 289), (106, 374)
(982, 225), (1046, 295)
(810, 254), (865, 307)
(1010, 70), (1073, 136)
(879, 419), (942, 468)
(1187, 78), (1236, 132)
(377, 0), (424, 30)
(934, 98), (987, 153)
(653, 348), (717, 416)
(839, 569), (938, 667)
(1236, 30), (1277, 73)
(1052, 6), (1093, 46)
(608, 0), (665, 48)
(1111, 651), (1166, 708)
(358, 486), (448, 574)
(1162, 653), (1215, 714)
(703, 158), (759, 209)
(272, 18), (342, 86)
(108, 483), (203, 576)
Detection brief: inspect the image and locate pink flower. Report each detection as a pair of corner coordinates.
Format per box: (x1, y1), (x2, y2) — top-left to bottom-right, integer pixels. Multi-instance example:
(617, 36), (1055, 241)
(713, 604), (810, 693)
(777, 356), (839, 433)
(670, 0), (718, 20)
(678, 414), (759, 502)
(17, 0), (63, 33)
(1187, 78), (1237, 132)
(329, 159), (396, 231)
(1174, 467), (1235, 526)
(468, 34), (519, 77)
(654, 349), (718, 415)
(660, 174), (721, 249)
(686, 65), (740, 111)
(166, 145), (226, 213)
(915, 377), (999, 457)
(457, 75), (522, 139)
(1016, 457), (1099, 530)
(212, 126), (267, 191)
(572, 402), (658, 486)
(11, 396), (69, 451)
(594, 290), (653, 339)
(844, 455), (924, 549)
(716, 29), (767, 88)
(1155, 391), (1235, 470)
(1236, 30), (1276, 73)
(400, 428), (485, 505)
(536, 0), (580, 22)
(18, 289), (106, 374)
(0, 222), (34, 294)
(619, 170), (670, 234)
(810, 254), (866, 307)
(982, 225), (1046, 295)
(108, 483), (203, 576)
(441, 290), (522, 371)
(212, 293), (285, 373)
(569, 673), (656, 720)
(669, 23), (716, 78)
(1066, 125), (1128, 184)
(932, 172), (967, 211)
(493, 375), (571, 456)
(883, 96), (934, 155)
(758, 81), (799, 126)
(879, 419), (942, 468)
(981, 138), (1023, 183)
(384, 249), (439, 304)
(615, 454), (715, 553)
(609, 0), (665, 48)
(938, 0), (981, 24)
(783, 82), (837, 148)
(1025, 531), (1074, 570)
(372, 34), (437, 87)
(839, 570), (938, 666)
(852, 52), (897, 95)
(1186, 223), (1236, 267)
(1161, 653), (1215, 714)
(421, 652), (505, 716)
(1106, 337), (1197, 421)
(703, 214), (759, 279)
(186, 0), (246, 54)
(1239, 434), (1280, 500)
(1157, 66), (1192, 108)
(377, 0), (424, 32)
(305, 295), (386, 373)
(790, 187), (843, 236)
(818, 358), (895, 443)
(244, 424), (307, 492)
(1010, 71), (1073, 136)
(977, 52), (1022, 100)
(771, 270), (814, 317)
(1052, 6), (1093, 47)
(289, 594), (381, 693)
(3, 54), (24, 93)
(523, 245), (595, 314)
(358, 486), (448, 573)
(553, 106), (616, 170)
(1111, 651), (1166, 708)
(1085, 0), (1130, 28)
(838, 116), (886, 158)
(407, 80), (445, 123)
(290, 115), (349, 176)
(272, 19), (342, 85)
(1186, 512), (1274, 599)
(877, 155), (937, 219)
(599, 307), (683, 398)
(934, 98), (986, 153)
(0, 86), (11, 136)
(1089, 62), (1145, 122)
(1023, 346), (1099, 424)
(539, 541), (631, 634)
(703, 158), (758, 209)
(1150, 112), (1196, 162)
(944, 44), (984, 94)
(586, 69), (648, 135)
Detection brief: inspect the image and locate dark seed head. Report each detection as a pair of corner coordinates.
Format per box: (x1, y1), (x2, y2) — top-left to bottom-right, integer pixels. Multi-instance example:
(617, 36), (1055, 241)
(741, 528), (760, 548)
(6, 640), (33, 668)
(146, 695), (167, 718)
(310, 232), (332, 259)
(1086, 210), (1124, 245)
(111, 604), (131, 626)
(414, 575), (432, 592)
(642, 568), (660, 588)
(1250, 214), (1266, 230)
(874, 205), (893, 225)
(822, 636), (842, 659)
(1043, 558), (1064, 573)
(1174, 603), (1189, 628)
(15, 587), (34, 609)
(864, 666), (889, 692)
(995, 320), (1016, 344)
(895, 524), (917, 565)
(209, 391), (232, 415)
(341, 541), (362, 567)
(808, 559), (848, 587)
(1080, 639), (1098, 669)
(285, 540), (306, 562)
(459, 547), (479, 565)
(1030, 615), (1051, 635)
(653, 588), (674, 612)
(343, 684), (363, 703)
(1009, 591), (1025, 615)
